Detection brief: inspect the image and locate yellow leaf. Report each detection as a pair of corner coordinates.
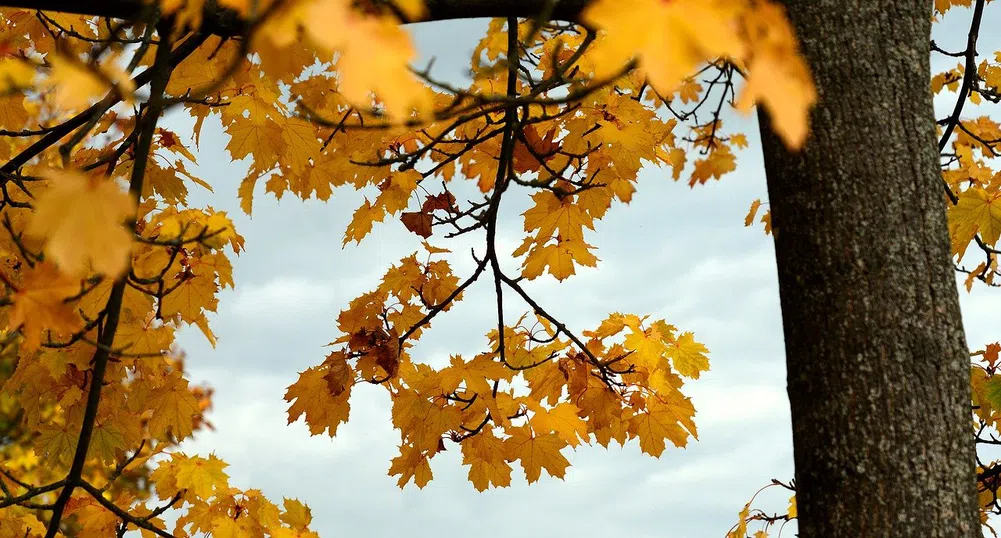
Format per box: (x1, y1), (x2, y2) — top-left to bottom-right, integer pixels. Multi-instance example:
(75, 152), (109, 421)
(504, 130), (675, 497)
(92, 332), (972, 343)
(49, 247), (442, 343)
(735, 4), (816, 149)
(43, 55), (112, 111)
(460, 428), (512, 491)
(521, 238), (599, 281)
(27, 170), (136, 278)
(284, 365), (353, 437)
(583, 0), (745, 94)
(67, 497), (119, 537)
(387, 442), (433, 489)
(34, 421), (76, 465)
(280, 498), (313, 530)
(504, 427), (570, 484)
(88, 415), (130, 463)
(172, 453), (229, 499)
(343, 199), (386, 245)
(668, 332), (710, 379)
(527, 402), (589, 447)
(160, 270), (219, 323)
(394, 0), (426, 20)
(265, 0), (431, 118)
(628, 392), (697, 456)
(0, 57), (35, 92)
(949, 186), (1001, 259)
(522, 191), (593, 241)
(745, 199), (762, 227)
(144, 370), (201, 440)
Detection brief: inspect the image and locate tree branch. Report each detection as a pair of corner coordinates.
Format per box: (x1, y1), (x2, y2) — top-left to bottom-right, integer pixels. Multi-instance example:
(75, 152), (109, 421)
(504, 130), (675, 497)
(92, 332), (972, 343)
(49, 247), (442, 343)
(43, 25), (177, 538)
(4, 0), (591, 37)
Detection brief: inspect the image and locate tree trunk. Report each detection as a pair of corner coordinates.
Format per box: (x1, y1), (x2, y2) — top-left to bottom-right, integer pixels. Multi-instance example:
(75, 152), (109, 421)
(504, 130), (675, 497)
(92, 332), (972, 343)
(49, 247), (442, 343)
(757, 1), (980, 536)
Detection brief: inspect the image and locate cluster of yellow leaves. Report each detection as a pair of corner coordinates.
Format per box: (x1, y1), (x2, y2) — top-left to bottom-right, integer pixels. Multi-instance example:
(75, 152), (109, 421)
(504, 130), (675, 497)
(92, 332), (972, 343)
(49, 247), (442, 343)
(743, 198), (772, 235)
(726, 488), (796, 538)
(151, 453), (321, 538)
(971, 343), (1001, 531)
(943, 113), (1001, 277)
(164, 0), (429, 118)
(0, 8), (290, 535)
(583, 0), (816, 148)
(142, 6), (815, 492)
(0, 0), (824, 530)
(286, 300), (711, 490)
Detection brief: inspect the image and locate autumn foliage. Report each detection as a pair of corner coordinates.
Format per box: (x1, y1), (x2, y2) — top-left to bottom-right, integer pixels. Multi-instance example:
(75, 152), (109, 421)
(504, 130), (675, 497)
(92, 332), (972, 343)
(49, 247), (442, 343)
(0, 0), (991, 536)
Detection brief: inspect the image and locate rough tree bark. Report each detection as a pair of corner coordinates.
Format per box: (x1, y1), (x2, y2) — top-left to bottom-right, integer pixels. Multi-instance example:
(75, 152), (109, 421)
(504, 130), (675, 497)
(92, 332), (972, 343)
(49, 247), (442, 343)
(757, 1), (980, 536)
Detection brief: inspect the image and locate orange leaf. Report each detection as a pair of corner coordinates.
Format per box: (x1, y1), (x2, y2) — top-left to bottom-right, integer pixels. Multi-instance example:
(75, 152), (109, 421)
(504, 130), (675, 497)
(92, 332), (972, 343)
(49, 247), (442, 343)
(7, 262), (84, 351)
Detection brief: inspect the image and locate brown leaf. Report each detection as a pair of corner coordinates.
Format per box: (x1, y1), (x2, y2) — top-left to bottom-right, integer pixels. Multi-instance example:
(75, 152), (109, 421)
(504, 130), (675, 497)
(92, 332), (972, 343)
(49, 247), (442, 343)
(512, 125), (561, 174)
(374, 327), (401, 378)
(401, 211), (433, 238)
(421, 191), (457, 213)
(322, 352), (352, 396)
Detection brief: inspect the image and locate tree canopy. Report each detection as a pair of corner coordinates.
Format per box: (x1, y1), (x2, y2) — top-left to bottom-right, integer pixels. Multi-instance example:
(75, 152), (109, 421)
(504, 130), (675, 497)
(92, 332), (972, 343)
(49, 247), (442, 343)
(0, 0), (997, 537)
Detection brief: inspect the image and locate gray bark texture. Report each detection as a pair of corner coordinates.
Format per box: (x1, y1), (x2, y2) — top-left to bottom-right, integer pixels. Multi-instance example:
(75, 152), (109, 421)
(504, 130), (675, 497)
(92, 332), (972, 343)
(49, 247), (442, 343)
(757, 1), (981, 536)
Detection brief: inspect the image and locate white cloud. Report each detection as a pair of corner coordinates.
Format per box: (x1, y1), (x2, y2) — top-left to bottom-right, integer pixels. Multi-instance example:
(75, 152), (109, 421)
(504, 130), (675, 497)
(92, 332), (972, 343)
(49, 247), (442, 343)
(226, 277), (341, 320)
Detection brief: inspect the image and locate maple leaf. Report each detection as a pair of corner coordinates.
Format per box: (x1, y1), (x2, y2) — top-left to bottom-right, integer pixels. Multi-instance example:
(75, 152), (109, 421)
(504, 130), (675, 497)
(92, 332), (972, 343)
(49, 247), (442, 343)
(280, 498), (313, 530)
(27, 169), (136, 278)
(504, 427), (570, 484)
(7, 262), (84, 352)
(949, 186), (1001, 259)
(143, 370), (202, 440)
(264, 0), (430, 118)
(734, 4), (816, 148)
(520, 238), (599, 281)
(527, 402), (589, 448)
(745, 199), (763, 227)
(583, 0), (745, 95)
(455, 428), (510, 492)
(512, 125), (561, 174)
(668, 332), (711, 379)
(522, 190), (593, 242)
(166, 453), (229, 500)
(0, 57), (34, 92)
(285, 365), (353, 437)
(321, 351), (353, 396)
(401, 211), (433, 238)
(67, 497), (119, 536)
(34, 421), (76, 465)
(392, 387), (462, 452)
(344, 200), (386, 245)
(160, 269), (220, 327)
(41, 55), (110, 111)
(628, 393), (697, 457)
(525, 360), (570, 407)
(388, 443), (434, 488)
(421, 192), (457, 214)
(88, 413), (132, 463)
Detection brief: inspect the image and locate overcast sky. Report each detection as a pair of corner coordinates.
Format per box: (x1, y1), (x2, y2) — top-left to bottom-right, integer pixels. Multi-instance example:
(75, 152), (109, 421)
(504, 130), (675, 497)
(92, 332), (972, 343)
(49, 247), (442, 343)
(162, 7), (1001, 538)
